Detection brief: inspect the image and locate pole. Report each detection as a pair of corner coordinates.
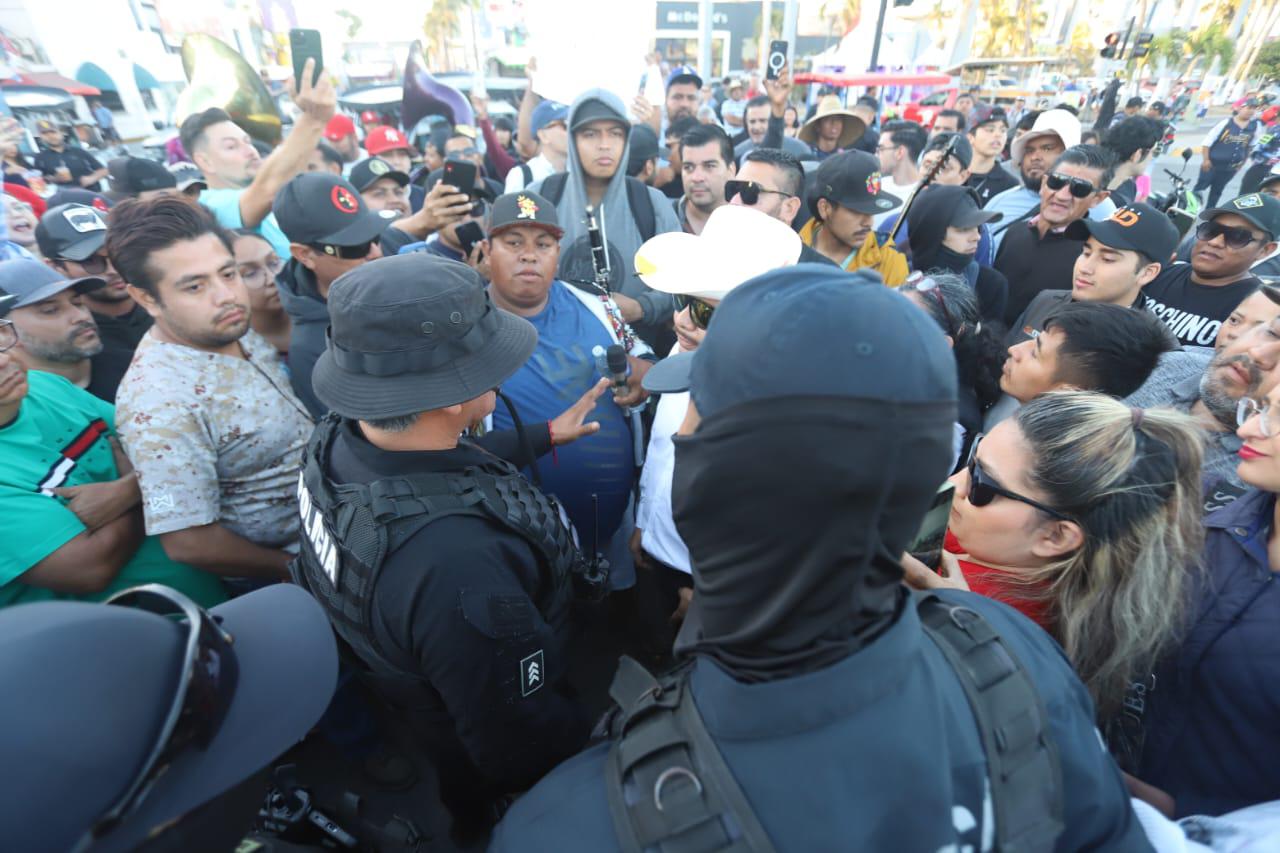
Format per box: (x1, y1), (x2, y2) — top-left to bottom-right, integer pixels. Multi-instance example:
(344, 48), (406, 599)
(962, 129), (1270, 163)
(781, 0), (799, 49)
(699, 0), (714, 79)
(1117, 15), (1135, 63)
(761, 0), (773, 75)
(869, 0), (890, 72)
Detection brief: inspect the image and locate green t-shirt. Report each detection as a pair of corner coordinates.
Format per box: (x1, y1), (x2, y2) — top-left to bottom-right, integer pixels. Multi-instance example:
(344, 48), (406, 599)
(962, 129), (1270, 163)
(0, 371), (227, 609)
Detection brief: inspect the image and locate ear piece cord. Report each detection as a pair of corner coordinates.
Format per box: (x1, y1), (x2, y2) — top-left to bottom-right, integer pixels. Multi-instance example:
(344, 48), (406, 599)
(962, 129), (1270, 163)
(495, 388), (542, 488)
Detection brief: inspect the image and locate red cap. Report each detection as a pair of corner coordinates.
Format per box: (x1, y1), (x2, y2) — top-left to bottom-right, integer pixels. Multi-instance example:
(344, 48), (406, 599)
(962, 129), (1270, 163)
(360, 110), (378, 123)
(4, 183), (46, 219)
(324, 114), (356, 142)
(364, 126), (412, 156)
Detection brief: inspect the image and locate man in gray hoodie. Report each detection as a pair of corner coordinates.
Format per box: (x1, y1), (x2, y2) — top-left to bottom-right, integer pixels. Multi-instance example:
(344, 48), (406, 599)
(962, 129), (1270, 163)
(530, 89), (681, 349)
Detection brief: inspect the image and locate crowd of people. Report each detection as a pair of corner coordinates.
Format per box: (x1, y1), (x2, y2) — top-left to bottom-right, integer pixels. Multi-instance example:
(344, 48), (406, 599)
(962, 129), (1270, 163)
(5, 50), (1280, 852)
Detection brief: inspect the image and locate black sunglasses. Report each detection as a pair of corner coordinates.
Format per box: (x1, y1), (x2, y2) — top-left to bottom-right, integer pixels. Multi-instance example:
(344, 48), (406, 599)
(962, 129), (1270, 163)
(724, 179), (792, 206)
(1196, 220), (1266, 249)
(965, 436), (1071, 521)
(311, 239), (376, 260)
(76, 585), (239, 849)
(1044, 172), (1098, 199)
(674, 294), (715, 330)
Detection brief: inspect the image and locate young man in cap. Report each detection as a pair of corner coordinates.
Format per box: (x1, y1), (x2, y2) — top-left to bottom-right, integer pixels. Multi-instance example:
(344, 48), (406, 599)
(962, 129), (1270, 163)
(105, 156), (180, 201)
(365, 124), (427, 211)
(626, 124), (661, 185)
(965, 107), (1018, 206)
(108, 196), (315, 581)
(730, 149), (835, 266)
(33, 120), (107, 190)
(504, 100), (569, 192)
(1144, 193), (1280, 347)
(1102, 116), (1163, 207)
(799, 150), (908, 282)
(324, 114), (367, 174)
(675, 123), (737, 235)
(291, 251), (609, 839)
(661, 65), (703, 137)
(167, 162), (207, 200)
(182, 58), (336, 259)
(348, 156), (411, 221)
(37, 202), (151, 400)
(529, 89), (681, 350)
(1008, 202), (1180, 345)
(491, 264), (1149, 853)
(1110, 96), (1146, 128)
(993, 145), (1113, 325)
(1197, 101), (1262, 209)
(0, 287), (226, 610)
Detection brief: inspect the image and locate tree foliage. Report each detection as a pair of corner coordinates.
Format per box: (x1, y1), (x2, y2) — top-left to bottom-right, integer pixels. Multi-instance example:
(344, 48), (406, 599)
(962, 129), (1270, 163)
(1256, 39), (1280, 84)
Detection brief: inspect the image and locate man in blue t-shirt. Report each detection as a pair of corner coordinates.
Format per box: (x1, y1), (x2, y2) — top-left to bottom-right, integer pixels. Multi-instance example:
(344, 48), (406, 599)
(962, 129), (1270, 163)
(483, 191), (653, 587)
(1197, 101), (1263, 209)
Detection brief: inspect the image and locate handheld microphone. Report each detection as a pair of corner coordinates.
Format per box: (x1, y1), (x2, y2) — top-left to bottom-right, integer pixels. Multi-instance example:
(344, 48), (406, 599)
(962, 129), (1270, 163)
(605, 344), (629, 390)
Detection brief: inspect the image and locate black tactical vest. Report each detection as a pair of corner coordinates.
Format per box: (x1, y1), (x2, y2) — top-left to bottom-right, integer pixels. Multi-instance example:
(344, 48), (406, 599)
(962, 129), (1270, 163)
(291, 416), (598, 696)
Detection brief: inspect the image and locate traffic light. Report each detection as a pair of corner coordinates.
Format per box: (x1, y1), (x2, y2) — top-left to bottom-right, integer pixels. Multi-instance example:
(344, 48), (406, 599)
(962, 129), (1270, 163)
(1131, 32), (1154, 59)
(1101, 32), (1122, 59)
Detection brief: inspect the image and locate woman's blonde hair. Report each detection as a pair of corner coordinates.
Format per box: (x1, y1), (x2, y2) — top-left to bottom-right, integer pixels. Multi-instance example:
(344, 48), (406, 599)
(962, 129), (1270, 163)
(1013, 391), (1204, 720)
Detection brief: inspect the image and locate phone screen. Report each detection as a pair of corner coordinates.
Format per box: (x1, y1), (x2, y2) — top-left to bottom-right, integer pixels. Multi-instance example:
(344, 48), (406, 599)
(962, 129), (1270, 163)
(766, 40), (789, 81)
(908, 481), (956, 568)
(455, 221), (485, 258)
(442, 160), (477, 194)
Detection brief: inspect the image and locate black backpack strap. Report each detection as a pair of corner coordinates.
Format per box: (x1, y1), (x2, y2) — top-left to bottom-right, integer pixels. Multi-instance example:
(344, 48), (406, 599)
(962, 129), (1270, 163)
(519, 163), (533, 188)
(918, 594), (1064, 852)
(625, 177), (657, 242)
(542, 171), (568, 205)
(604, 657), (776, 853)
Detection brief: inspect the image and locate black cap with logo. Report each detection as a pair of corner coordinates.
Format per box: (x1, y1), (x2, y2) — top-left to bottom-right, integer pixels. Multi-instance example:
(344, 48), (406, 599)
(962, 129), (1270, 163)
(272, 172), (388, 247)
(348, 157), (410, 193)
(809, 150), (902, 216)
(108, 157), (177, 196)
(1202, 192), (1280, 241)
(489, 191), (564, 238)
(1083, 202), (1181, 267)
(35, 203), (108, 261)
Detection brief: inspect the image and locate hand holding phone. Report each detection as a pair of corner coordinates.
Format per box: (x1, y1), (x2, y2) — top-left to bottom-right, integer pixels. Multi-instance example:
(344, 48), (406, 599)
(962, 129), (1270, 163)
(455, 221), (485, 259)
(442, 160), (478, 195)
(907, 481), (956, 569)
(289, 29), (324, 89)
(766, 40), (789, 81)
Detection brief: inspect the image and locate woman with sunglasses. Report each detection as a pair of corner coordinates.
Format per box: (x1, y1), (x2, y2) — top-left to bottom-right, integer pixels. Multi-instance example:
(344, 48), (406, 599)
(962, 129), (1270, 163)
(905, 391), (1204, 729)
(899, 272), (1005, 470)
(232, 230), (290, 357)
(1134, 389), (1280, 816)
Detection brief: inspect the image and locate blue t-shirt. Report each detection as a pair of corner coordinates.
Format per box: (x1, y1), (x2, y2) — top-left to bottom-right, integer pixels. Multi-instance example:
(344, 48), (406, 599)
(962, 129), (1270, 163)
(491, 281), (634, 544)
(200, 187), (291, 259)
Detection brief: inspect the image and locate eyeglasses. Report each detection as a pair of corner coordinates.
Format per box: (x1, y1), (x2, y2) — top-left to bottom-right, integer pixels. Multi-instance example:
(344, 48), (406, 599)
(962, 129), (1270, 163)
(876, 143), (900, 154)
(1238, 397), (1276, 437)
(1197, 221), (1266, 249)
(0, 319), (16, 352)
(76, 585), (239, 849)
(965, 436), (1072, 520)
(724, 179), (792, 206)
(1044, 172), (1098, 199)
(674, 294), (715, 330)
(907, 272), (956, 335)
(311, 239), (376, 260)
(62, 252), (110, 275)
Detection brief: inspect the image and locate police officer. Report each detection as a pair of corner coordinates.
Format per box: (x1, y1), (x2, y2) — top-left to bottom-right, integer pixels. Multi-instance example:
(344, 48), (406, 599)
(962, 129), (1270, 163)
(489, 265), (1152, 851)
(290, 252), (611, 838)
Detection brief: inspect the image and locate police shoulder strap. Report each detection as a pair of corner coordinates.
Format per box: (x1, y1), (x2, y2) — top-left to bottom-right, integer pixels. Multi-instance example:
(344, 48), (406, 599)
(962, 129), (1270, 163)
(603, 656), (777, 853)
(917, 593), (1065, 852)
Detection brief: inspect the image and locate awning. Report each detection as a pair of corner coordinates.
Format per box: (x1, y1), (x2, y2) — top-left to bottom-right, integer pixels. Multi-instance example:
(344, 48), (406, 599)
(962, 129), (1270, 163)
(74, 62), (117, 93)
(3, 72), (99, 97)
(133, 63), (161, 90)
(794, 71), (954, 88)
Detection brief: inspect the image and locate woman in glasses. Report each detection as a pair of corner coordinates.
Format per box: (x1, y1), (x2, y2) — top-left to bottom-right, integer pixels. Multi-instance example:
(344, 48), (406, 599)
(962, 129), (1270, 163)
(905, 391), (1204, 730)
(1134, 388), (1280, 817)
(899, 272), (1005, 470)
(232, 230), (290, 357)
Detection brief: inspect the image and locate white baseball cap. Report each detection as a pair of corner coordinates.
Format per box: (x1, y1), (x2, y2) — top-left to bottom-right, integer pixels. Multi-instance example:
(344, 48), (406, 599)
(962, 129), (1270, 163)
(1009, 109), (1082, 165)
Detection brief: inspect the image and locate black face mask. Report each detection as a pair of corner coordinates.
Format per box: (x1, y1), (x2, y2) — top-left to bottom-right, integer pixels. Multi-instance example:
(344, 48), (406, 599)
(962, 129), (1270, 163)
(671, 395), (955, 683)
(930, 244), (976, 273)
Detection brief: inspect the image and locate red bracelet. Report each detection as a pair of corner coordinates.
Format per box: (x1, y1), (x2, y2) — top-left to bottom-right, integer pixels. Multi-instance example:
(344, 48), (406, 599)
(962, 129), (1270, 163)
(547, 420), (558, 464)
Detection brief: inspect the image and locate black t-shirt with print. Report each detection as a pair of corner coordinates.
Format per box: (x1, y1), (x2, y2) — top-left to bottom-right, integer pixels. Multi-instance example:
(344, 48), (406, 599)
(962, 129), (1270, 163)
(1142, 263), (1261, 348)
(968, 163), (1020, 207)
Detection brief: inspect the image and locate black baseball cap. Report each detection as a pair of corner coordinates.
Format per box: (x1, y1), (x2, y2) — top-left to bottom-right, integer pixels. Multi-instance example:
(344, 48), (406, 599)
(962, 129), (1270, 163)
(809, 150), (901, 216)
(0, 258), (104, 306)
(489, 191), (564, 238)
(1202, 192), (1280, 241)
(628, 124), (660, 176)
(348, 157), (410, 193)
(311, 253), (537, 420)
(46, 188), (112, 212)
(970, 105), (1008, 129)
(1084, 203), (1180, 266)
(923, 132), (973, 170)
(108, 157), (177, 196)
(35, 203), (108, 261)
(272, 172), (388, 247)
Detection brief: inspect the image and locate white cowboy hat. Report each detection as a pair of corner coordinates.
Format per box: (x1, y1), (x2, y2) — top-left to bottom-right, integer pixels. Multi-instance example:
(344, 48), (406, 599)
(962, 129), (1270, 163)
(1009, 109), (1082, 165)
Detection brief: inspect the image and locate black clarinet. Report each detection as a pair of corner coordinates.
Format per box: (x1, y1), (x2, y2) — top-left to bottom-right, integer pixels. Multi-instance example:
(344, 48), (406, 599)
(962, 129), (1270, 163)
(585, 204), (612, 292)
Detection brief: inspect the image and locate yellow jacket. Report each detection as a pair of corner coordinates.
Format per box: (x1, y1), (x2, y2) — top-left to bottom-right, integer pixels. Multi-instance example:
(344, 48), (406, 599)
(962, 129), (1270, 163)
(799, 219), (909, 287)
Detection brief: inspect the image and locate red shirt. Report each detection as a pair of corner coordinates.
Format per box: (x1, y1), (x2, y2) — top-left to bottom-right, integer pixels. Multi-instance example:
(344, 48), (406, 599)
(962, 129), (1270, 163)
(944, 530), (1053, 631)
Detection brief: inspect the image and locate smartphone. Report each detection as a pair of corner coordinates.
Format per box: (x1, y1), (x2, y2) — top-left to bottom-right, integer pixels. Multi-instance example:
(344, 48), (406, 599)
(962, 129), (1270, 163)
(289, 29), (324, 88)
(908, 481), (956, 569)
(442, 159), (477, 194)
(766, 40), (789, 81)
(455, 221), (485, 259)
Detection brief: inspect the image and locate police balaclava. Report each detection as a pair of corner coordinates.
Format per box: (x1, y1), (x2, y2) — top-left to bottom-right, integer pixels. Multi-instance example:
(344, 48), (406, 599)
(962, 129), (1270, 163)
(671, 265), (957, 682)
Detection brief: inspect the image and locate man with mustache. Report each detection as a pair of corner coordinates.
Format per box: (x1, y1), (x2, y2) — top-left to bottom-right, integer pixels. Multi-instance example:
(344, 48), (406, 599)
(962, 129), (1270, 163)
(108, 196), (314, 582)
(36, 203), (149, 402)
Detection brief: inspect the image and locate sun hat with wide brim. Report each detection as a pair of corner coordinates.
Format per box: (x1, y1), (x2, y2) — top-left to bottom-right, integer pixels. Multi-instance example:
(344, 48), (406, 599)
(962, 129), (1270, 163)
(798, 95), (867, 149)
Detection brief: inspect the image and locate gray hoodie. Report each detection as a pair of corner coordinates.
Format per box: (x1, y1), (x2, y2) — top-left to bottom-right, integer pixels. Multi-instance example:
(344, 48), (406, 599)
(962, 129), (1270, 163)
(275, 258), (330, 418)
(529, 89), (680, 341)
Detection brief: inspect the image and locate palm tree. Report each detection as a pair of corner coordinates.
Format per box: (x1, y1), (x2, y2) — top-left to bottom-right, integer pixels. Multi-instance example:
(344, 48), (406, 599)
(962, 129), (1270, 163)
(1185, 23), (1235, 79)
(422, 0), (478, 70)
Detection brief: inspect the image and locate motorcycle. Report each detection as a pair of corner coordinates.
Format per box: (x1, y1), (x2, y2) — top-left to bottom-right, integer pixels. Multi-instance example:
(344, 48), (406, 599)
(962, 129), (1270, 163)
(1148, 149), (1201, 238)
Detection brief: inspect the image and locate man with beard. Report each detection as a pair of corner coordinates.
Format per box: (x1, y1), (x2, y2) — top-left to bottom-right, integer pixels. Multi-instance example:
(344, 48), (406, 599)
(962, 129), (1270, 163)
(490, 264), (1149, 852)
(674, 124), (735, 235)
(108, 196), (314, 581)
(37, 203), (150, 401)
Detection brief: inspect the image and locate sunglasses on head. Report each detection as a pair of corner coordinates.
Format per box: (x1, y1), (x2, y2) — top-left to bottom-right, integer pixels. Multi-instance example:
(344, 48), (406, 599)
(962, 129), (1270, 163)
(674, 294), (715, 329)
(965, 435), (1071, 520)
(1196, 220), (1266, 249)
(1044, 172), (1098, 199)
(724, 179), (792, 206)
(311, 239), (376, 260)
(907, 272), (956, 335)
(75, 585), (239, 850)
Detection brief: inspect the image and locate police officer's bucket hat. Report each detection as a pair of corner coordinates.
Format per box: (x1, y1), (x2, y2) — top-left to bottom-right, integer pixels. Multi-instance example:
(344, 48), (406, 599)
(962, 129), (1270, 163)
(312, 253), (537, 420)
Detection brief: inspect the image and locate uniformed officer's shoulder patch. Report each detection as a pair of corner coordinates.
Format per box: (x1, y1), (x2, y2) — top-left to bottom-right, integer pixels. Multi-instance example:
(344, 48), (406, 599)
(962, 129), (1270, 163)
(520, 650), (544, 696)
